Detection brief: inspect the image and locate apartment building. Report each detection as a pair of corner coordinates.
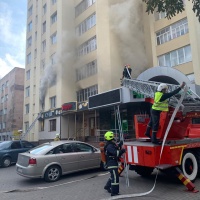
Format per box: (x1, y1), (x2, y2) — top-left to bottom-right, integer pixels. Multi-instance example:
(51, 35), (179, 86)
(24, 0), (200, 142)
(0, 67), (25, 141)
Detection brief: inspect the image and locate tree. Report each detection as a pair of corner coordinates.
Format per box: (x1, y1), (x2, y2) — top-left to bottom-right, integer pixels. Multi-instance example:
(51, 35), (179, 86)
(143, 0), (200, 22)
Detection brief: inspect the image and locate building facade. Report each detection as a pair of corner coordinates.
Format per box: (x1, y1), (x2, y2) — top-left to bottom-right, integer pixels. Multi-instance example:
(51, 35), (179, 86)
(24, 0), (200, 142)
(0, 67), (25, 141)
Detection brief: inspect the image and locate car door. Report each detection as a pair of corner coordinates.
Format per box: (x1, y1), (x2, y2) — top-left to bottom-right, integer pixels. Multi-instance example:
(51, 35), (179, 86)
(73, 142), (100, 170)
(10, 141), (25, 163)
(55, 143), (80, 173)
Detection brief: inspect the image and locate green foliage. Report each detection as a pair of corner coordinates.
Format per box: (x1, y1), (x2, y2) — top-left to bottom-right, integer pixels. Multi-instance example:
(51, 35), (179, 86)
(143, 0), (200, 22)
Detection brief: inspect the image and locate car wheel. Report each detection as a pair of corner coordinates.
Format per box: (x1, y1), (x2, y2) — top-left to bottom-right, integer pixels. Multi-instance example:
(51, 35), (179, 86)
(2, 157), (11, 168)
(44, 165), (61, 182)
(181, 151), (198, 182)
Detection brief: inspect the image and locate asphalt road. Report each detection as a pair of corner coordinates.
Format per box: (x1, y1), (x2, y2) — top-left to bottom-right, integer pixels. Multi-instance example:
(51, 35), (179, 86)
(0, 165), (200, 200)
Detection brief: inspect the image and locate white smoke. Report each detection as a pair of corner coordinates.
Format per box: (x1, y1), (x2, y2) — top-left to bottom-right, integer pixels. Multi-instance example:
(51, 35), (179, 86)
(109, 0), (148, 75)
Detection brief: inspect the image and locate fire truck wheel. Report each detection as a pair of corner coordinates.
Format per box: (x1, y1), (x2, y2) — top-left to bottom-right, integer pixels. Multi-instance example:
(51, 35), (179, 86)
(134, 166), (154, 177)
(181, 151), (198, 182)
(195, 150), (200, 177)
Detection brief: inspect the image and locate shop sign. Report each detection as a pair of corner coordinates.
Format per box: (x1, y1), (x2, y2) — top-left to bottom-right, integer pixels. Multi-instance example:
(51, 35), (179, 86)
(41, 108), (62, 119)
(62, 102), (77, 112)
(78, 101), (88, 111)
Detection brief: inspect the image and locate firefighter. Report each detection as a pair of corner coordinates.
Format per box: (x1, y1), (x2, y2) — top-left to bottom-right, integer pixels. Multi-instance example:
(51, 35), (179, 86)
(103, 131), (126, 196)
(54, 133), (60, 141)
(145, 82), (186, 144)
(121, 64), (132, 80)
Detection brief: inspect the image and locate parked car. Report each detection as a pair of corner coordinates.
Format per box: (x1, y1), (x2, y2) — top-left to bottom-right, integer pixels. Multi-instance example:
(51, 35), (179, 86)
(16, 140), (104, 182)
(0, 140), (35, 167)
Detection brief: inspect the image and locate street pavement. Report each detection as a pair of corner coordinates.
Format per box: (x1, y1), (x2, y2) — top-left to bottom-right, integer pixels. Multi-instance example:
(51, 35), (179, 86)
(0, 165), (200, 200)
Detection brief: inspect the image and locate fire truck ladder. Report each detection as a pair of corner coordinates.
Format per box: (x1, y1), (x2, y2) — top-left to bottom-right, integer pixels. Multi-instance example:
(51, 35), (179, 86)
(122, 78), (200, 109)
(116, 106), (130, 187)
(20, 112), (42, 140)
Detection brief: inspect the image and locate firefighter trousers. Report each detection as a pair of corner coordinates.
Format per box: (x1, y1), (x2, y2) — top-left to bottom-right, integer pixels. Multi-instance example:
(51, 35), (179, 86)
(105, 167), (119, 195)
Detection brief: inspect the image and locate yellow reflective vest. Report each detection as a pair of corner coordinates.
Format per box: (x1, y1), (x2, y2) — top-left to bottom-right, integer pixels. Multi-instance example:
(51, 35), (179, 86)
(152, 92), (168, 111)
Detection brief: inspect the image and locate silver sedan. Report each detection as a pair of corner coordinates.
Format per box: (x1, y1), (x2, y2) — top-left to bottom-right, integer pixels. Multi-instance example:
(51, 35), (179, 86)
(16, 140), (104, 182)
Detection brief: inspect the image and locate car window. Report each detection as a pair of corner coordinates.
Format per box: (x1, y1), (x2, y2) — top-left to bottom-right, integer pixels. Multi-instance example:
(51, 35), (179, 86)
(29, 144), (53, 155)
(54, 144), (74, 154)
(11, 142), (22, 149)
(21, 141), (34, 148)
(0, 141), (11, 150)
(74, 143), (93, 152)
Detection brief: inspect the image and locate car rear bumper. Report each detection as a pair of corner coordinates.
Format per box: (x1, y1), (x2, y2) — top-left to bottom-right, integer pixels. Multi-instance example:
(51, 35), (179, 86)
(16, 164), (42, 179)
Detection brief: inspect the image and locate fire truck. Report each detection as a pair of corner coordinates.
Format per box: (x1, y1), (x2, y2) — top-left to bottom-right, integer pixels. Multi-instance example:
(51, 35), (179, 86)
(121, 77), (200, 190)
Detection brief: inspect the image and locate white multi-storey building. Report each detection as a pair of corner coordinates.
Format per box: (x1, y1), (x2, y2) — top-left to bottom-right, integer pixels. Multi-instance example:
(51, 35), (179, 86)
(24, 0), (200, 142)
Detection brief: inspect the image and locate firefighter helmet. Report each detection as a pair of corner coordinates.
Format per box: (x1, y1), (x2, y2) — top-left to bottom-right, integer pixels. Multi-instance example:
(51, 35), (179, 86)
(104, 131), (114, 141)
(157, 83), (168, 92)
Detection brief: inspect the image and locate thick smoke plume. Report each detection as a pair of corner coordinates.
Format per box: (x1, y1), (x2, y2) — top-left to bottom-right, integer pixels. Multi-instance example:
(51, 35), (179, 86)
(109, 0), (148, 75)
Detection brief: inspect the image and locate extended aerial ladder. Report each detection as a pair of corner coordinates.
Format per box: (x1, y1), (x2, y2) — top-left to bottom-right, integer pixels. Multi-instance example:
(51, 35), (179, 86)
(122, 78), (200, 111)
(20, 112), (42, 140)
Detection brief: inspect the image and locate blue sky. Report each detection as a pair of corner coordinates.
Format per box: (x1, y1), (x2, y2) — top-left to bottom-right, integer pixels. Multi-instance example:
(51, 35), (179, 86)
(0, 0), (27, 78)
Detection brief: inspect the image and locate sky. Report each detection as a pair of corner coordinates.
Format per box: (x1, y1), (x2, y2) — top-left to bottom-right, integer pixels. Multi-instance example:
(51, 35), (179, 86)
(0, 0), (27, 79)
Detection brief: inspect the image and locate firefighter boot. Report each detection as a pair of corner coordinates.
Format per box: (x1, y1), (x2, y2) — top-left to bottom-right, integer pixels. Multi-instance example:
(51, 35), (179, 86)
(104, 178), (111, 193)
(151, 132), (160, 144)
(145, 126), (151, 139)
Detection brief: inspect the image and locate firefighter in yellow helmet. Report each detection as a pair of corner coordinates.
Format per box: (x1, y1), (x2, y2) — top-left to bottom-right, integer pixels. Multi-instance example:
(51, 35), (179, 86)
(103, 131), (126, 196)
(145, 82), (186, 144)
(54, 133), (60, 141)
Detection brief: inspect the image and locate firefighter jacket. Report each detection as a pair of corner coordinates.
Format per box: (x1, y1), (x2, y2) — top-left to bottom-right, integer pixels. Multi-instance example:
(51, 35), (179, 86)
(104, 141), (124, 169)
(152, 92), (168, 111)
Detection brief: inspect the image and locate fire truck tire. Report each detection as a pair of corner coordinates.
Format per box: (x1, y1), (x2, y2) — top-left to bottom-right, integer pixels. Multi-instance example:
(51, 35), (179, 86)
(134, 166), (154, 177)
(195, 149), (200, 177)
(181, 151), (198, 182)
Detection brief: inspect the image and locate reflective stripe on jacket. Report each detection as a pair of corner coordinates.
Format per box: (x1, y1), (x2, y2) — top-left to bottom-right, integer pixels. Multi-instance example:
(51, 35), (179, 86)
(152, 92), (168, 111)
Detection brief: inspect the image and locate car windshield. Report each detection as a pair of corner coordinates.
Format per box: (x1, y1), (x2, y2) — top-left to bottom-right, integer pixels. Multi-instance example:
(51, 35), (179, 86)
(0, 141), (11, 150)
(29, 143), (53, 155)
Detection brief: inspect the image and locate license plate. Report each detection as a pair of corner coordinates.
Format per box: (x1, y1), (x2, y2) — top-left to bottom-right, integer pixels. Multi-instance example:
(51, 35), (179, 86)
(17, 167), (22, 173)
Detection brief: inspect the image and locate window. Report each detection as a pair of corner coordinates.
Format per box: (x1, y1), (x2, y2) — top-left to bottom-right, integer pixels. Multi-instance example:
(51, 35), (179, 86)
(27, 21), (32, 32)
(25, 104), (30, 114)
(27, 53), (31, 64)
(52, 0), (57, 5)
(35, 31), (37, 41)
(75, 0), (96, 17)
(156, 18), (188, 45)
(1, 97), (3, 103)
(42, 40), (46, 52)
(76, 13), (96, 36)
(26, 86), (30, 97)
(51, 12), (57, 24)
(49, 119), (56, 131)
(51, 32), (57, 44)
(40, 120), (45, 131)
(50, 96), (56, 108)
(51, 53), (56, 64)
(11, 142), (21, 149)
(41, 59), (45, 71)
(4, 95), (8, 102)
(5, 81), (9, 87)
(28, 5), (33, 17)
(158, 45), (192, 67)
(25, 122), (29, 132)
(3, 108), (7, 115)
(42, 21), (46, 34)
(2, 122), (6, 129)
(78, 36), (97, 57)
(27, 36), (32, 48)
(77, 85), (98, 102)
(34, 49), (37, 59)
(26, 70), (30, 80)
(76, 60), (97, 81)
(35, 15), (38, 24)
(74, 143), (94, 152)
(43, 4), (47, 15)
(154, 11), (167, 21)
